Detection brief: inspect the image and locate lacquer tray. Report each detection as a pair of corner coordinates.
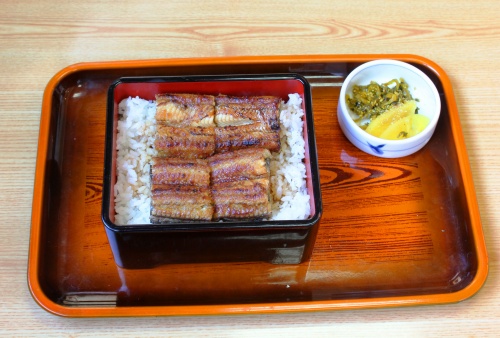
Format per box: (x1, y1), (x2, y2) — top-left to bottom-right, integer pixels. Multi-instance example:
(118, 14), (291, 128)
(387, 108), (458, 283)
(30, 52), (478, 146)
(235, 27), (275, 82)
(28, 54), (488, 317)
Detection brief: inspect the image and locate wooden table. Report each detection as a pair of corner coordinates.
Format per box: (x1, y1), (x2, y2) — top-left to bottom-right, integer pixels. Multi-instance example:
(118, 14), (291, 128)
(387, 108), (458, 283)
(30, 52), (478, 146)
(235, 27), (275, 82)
(1, 0), (498, 335)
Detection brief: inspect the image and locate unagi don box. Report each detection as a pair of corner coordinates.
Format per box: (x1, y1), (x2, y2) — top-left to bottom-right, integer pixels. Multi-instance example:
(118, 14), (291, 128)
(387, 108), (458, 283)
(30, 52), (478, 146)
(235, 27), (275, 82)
(102, 74), (322, 269)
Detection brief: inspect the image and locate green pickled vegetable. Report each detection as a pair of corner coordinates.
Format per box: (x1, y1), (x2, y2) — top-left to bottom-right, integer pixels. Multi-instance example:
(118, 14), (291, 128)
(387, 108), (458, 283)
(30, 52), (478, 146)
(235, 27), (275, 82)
(346, 78), (416, 126)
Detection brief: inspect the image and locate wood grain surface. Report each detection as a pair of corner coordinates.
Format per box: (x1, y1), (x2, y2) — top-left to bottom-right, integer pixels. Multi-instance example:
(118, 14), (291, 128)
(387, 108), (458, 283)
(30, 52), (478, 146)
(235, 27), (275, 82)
(1, 0), (499, 336)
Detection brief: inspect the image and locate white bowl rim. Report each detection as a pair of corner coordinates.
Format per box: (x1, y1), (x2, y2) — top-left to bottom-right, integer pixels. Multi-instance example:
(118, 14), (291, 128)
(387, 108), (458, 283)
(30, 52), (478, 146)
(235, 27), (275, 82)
(338, 59), (441, 147)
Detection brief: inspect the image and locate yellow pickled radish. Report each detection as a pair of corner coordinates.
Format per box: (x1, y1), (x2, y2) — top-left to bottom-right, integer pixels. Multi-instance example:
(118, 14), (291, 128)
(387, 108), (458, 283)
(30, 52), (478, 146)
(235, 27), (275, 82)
(408, 113), (430, 137)
(379, 116), (412, 140)
(379, 113), (430, 140)
(365, 100), (417, 137)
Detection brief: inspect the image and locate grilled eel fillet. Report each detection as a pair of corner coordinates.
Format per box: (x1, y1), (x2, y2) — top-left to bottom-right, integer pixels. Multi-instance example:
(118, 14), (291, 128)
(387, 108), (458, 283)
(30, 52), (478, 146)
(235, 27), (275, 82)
(209, 148), (272, 220)
(150, 186), (213, 222)
(154, 125), (215, 159)
(208, 148), (271, 184)
(150, 157), (213, 222)
(150, 93), (281, 222)
(150, 157), (210, 187)
(215, 124), (280, 153)
(155, 94), (281, 155)
(150, 148), (273, 222)
(155, 123), (280, 156)
(155, 93), (215, 127)
(214, 95), (281, 153)
(212, 178), (272, 221)
(214, 95), (281, 130)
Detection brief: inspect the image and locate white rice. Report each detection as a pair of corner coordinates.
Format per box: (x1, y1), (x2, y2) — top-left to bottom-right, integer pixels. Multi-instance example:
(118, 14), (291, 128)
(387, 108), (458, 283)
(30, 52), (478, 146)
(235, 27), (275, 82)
(114, 93), (310, 225)
(114, 97), (157, 225)
(270, 94), (310, 220)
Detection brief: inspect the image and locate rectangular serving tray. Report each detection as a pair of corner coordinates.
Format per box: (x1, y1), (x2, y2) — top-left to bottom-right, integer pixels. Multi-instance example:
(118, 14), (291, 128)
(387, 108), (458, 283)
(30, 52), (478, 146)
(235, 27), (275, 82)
(28, 54), (488, 317)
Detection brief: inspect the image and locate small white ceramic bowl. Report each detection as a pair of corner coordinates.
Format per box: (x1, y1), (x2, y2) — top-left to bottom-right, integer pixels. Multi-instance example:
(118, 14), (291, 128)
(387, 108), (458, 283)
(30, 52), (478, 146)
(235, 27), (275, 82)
(338, 59), (441, 158)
